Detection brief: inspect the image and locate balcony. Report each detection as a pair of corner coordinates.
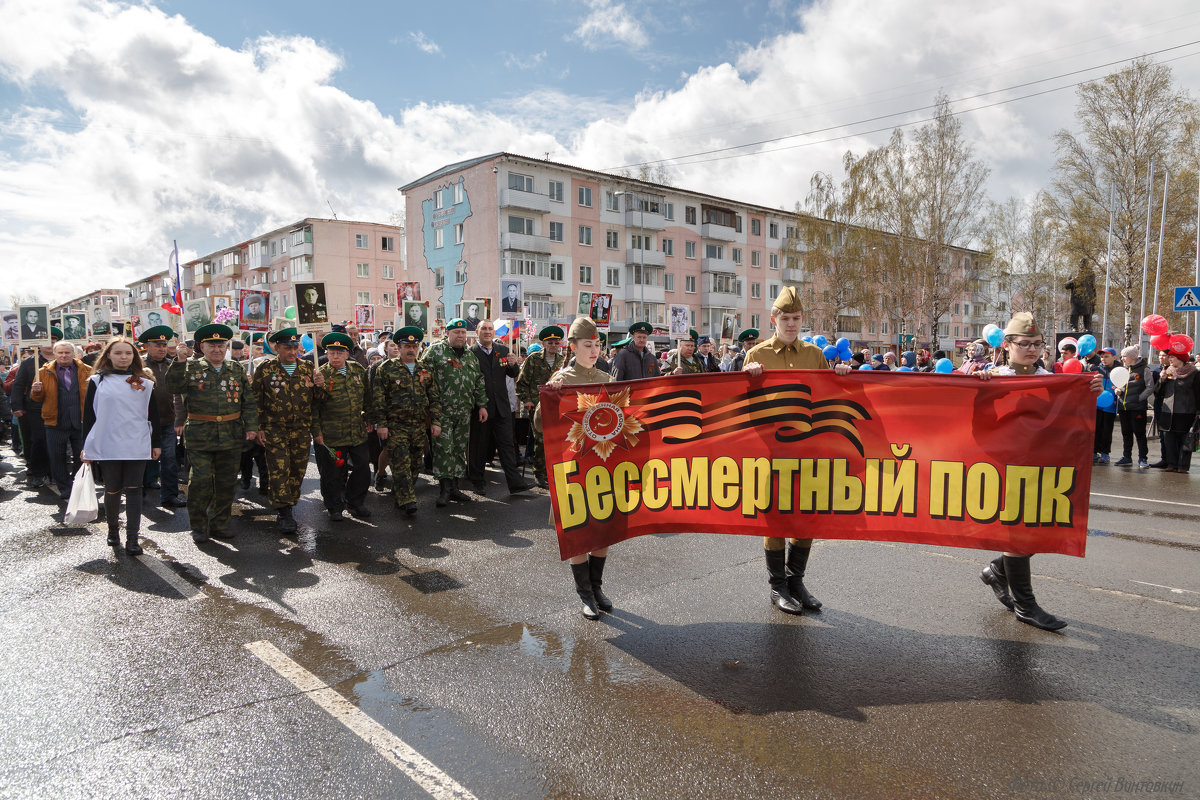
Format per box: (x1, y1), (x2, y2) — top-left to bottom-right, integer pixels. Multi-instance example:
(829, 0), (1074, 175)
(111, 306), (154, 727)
(289, 241), (313, 258)
(702, 256), (737, 274)
(500, 188), (550, 214)
(624, 209), (666, 231)
(222, 262), (241, 277)
(501, 232), (551, 253)
(701, 222), (738, 242)
(701, 289), (742, 308)
(782, 267), (804, 283)
(625, 248), (665, 267)
(625, 283), (665, 305)
(193, 271), (211, 286)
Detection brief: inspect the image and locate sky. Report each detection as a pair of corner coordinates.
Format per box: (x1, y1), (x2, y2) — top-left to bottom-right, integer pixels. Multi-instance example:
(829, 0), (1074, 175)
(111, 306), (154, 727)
(3, 0), (1200, 306)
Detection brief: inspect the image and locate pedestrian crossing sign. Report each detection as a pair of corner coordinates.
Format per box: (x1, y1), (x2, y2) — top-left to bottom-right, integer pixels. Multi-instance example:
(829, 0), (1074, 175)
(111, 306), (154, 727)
(1174, 286), (1200, 312)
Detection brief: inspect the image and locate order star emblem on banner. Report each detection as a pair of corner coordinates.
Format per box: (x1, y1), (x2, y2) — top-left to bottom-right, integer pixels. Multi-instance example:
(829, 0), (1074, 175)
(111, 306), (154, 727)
(562, 385), (645, 461)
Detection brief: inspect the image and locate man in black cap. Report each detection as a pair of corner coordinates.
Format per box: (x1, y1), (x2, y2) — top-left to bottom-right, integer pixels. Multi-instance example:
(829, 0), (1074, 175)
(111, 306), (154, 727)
(139, 325), (186, 507)
(728, 328), (759, 372)
(468, 319), (535, 495)
(610, 321), (660, 381)
(695, 335), (722, 372)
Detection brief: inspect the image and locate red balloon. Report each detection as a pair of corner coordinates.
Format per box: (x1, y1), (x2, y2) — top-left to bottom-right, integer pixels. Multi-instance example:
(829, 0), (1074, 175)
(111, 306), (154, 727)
(1063, 358), (1083, 373)
(1169, 334), (1194, 357)
(1141, 314), (1169, 335)
(1150, 333), (1173, 350)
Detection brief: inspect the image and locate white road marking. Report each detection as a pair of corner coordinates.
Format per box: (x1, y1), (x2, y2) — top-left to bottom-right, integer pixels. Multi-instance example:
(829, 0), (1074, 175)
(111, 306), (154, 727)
(1130, 580), (1200, 596)
(1091, 492), (1200, 509)
(244, 640), (477, 800)
(138, 554), (202, 600)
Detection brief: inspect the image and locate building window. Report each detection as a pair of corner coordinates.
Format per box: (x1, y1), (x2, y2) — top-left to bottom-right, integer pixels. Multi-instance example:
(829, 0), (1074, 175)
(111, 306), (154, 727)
(751, 314), (760, 329)
(751, 218), (761, 236)
(769, 222), (779, 238)
(503, 251), (550, 277)
(578, 186), (592, 207)
(454, 223), (464, 245)
(508, 216), (534, 235)
(381, 292), (395, 307)
(665, 273), (675, 291)
(606, 230), (619, 249)
(355, 234), (368, 249)
(548, 180), (563, 202)
(290, 229), (310, 246)
(509, 172), (534, 192)
(454, 182), (465, 204)
(356, 291), (371, 304)
(751, 282), (761, 299)
(768, 282), (780, 299)
(549, 261), (564, 281)
(662, 238), (674, 256)
(290, 256), (312, 275)
(685, 275), (697, 293)
(665, 202), (674, 220)
(381, 264), (395, 279)
(455, 262), (467, 284)
(732, 248), (742, 264)
(705, 244), (724, 259)
(953, 303), (960, 315)
(606, 267), (620, 286)
(579, 264), (593, 284)
(605, 191), (620, 211)
(356, 263), (370, 278)
(685, 241), (697, 259)
(434, 267), (445, 289)
(751, 251), (761, 267)
(712, 273), (740, 295)
(770, 253), (779, 270)
(579, 226), (592, 246)
(281, 237), (287, 253)
(435, 190), (444, 210)
(435, 229), (445, 248)
(631, 234), (652, 250)
(685, 206), (697, 225)
(381, 236), (395, 252)
(549, 222), (564, 242)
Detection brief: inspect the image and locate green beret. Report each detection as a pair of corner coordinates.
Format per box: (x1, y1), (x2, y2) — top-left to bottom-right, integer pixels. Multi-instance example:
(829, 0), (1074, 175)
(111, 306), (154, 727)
(445, 318), (467, 331)
(688, 328), (698, 342)
(268, 328), (301, 345)
(772, 285), (803, 314)
(611, 337), (631, 348)
(538, 325), (565, 342)
(195, 323), (233, 344)
(393, 326), (424, 344)
(598, 331), (607, 343)
(321, 332), (354, 350)
(737, 328), (759, 342)
(628, 322), (653, 335)
(50, 327), (64, 341)
(138, 325), (174, 344)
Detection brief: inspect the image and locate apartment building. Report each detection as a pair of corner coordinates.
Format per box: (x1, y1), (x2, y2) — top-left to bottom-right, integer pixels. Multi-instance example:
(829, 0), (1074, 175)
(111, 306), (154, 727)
(183, 218), (406, 326)
(399, 153), (998, 350)
(50, 289), (129, 322)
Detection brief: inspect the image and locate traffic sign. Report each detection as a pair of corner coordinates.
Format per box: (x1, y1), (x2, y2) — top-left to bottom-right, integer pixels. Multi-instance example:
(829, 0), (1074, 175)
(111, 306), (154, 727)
(1174, 286), (1200, 312)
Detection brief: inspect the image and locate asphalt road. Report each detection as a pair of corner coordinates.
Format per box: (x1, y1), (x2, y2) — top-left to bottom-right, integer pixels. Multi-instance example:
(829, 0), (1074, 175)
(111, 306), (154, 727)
(0, 442), (1197, 800)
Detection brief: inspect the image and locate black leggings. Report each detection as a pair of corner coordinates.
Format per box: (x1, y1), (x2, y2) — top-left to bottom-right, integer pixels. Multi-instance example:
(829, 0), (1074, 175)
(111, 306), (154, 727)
(100, 460), (146, 535)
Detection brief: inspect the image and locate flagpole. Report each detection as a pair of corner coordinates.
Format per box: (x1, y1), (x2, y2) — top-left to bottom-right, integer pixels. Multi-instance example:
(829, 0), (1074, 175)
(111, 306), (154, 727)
(1152, 170), (1169, 316)
(1102, 182), (1113, 347)
(1138, 160), (1154, 356)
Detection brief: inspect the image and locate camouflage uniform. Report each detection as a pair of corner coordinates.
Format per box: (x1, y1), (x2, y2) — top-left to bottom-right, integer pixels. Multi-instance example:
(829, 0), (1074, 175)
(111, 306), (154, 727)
(372, 359), (441, 505)
(418, 340), (485, 480)
(315, 360), (371, 514)
(251, 358), (327, 510)
(664, 352), (704, 374)
(165, 357), (258, 537)
(516, 349), (566, 482)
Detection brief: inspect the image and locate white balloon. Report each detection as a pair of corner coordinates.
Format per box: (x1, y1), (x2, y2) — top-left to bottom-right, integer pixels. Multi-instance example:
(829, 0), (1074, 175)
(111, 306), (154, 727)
(1108, 366), (1130, 389)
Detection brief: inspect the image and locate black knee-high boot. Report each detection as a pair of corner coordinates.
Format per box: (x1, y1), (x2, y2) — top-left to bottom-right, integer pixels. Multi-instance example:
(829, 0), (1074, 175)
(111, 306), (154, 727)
(588, 555), (612, 612)
(766, 548), (802, 615)
(785, 544), (822, 610)
(570, 562), (600, 620)
(980, 555), (1014, 610)
(124, 488), (143, 554)
(104, 490), (121, 546)
(1003, 555), (1066, 631)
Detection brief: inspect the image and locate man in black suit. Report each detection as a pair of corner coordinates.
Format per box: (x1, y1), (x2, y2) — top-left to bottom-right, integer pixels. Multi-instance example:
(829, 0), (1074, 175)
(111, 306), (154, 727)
(467, 319), (535, 495)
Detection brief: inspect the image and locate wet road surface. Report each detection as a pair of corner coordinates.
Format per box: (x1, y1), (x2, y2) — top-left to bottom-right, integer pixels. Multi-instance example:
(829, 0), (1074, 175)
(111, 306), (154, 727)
(0, 446), (1197, 799)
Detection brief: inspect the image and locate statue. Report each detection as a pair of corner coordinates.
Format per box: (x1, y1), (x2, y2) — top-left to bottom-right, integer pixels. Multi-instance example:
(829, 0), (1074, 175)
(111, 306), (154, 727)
(1064, 258), (1095, 332)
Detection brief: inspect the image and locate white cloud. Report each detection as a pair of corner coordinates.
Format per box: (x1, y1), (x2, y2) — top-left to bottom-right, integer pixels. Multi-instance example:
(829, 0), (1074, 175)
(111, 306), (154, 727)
(571, 0), (649, 51)
(409, 31), (441, 56)
(503, 50), (547, 70)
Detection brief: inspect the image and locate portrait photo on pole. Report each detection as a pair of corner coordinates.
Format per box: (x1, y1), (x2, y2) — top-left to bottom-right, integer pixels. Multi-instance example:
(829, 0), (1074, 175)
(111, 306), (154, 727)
(355, 303), (375, 333)
(398, 281), (422, 302)
(183, 297), (212, 333)
(577, 291), (593, 317)
(89, 305), (112, 336)
(590, 292), (612, 327)
(100, 294), (120, 315)
(474, 298), (491, 324)
(462, 300), (483, 331)
(721, 314), (735, 342)
(669, 304), (690, 338)
(18, 304), (51, 346)
(500, 280), (523, 314)
(402, 300), (429, 333)
(295, 282), (329, 327)
(239, 289), (270, 332)
(1, 310), (18, 345)
(142, 309), (171, 331)
(62, 312), (88, 341)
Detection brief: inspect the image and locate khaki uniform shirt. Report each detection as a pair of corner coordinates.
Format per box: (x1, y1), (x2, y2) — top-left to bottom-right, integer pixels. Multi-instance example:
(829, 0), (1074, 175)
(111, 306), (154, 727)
(743, 335), (827, 370)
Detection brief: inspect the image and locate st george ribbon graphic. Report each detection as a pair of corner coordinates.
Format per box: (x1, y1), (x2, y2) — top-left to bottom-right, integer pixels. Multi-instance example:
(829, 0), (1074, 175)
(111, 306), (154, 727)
(539, 371), (1096, 561)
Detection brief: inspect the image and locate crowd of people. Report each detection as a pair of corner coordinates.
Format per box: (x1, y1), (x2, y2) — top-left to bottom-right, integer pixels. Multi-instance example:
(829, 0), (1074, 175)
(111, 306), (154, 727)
(1, 306), (1195, 627)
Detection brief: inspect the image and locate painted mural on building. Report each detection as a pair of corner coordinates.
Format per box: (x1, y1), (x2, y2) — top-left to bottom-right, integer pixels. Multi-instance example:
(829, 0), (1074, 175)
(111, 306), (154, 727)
(420, 177), (472, 322)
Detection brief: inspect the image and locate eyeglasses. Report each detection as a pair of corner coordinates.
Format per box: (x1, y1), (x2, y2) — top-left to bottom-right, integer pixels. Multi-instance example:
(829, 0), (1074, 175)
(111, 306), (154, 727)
(1010, 340), (1044, 350)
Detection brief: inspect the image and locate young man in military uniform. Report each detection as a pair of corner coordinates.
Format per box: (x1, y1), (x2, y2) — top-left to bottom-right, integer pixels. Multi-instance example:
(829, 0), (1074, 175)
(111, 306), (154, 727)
(743, 287), (851, 615)
(665, 329), (704, 375)
(315, 331), (372, 521)
(138, 325), (186, 508)
(418, 318), (486, 506)
(728, 329), (759, 372)
(251, 328), (328, 534)
(516, 325), (567, 489)
(373, 326), (442, 515)
(610, 321), (660, 381)
(166, 324), (258, 543)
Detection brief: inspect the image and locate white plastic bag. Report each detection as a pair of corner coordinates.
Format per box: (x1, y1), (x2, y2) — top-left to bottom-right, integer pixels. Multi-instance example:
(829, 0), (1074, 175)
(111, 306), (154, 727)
(65, 463), (99, 525)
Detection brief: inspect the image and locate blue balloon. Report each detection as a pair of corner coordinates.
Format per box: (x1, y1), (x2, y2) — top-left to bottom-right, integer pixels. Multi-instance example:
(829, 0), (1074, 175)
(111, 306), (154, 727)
(822, 344), (838, 360)
(301, 333), (313, 351)
(897, 365), (913, 372)
(837, 343), (854, 359)
(801, 335), (812, 343)
(1096, 390), (1115, 409)
(813, 335), (828, 348)
(835, 337), (850, 350)
(985, 326), (1004, 347)
(858, 364), (873, 371)
(1076, 334), (1097, 357)
(935, 358), (954, 373)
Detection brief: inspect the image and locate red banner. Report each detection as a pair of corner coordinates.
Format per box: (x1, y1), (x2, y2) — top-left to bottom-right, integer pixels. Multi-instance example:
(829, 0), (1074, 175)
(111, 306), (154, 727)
(539, 371), (1096, 561)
